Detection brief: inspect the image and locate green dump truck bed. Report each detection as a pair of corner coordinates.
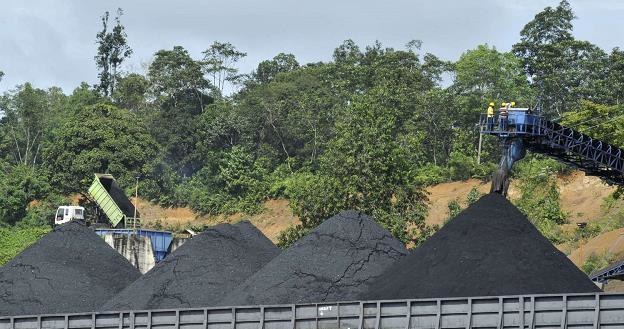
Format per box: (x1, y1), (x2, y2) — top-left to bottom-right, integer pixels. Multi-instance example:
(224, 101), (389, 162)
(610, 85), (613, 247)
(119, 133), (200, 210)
(88, 174), (139, 228)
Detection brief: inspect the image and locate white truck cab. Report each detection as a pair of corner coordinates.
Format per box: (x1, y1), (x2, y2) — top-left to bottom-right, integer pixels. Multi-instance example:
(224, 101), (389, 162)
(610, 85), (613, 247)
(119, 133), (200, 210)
(54, 206), (85, 225)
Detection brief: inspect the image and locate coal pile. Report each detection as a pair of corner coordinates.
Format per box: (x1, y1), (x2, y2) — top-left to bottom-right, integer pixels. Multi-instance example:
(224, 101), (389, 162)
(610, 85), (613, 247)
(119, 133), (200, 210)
(362, 193), (601, 300)
(0, 221), (141, 317)
(101, 221), (279, 311)
(220, 210), (407, 306)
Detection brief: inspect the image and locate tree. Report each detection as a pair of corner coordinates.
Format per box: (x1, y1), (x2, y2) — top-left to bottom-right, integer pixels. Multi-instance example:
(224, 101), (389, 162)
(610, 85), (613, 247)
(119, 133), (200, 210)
(0, 164), (50, 225)
(43, 103), (159, 195)
(148, 46), (208, 105)
(147, 46), (212, 174)
(0, 71), (4, 83)
(454, 45), (529, 102)
(95, 8), (133, 97)
(607, 48), (624, 104)
(253, 53), (299, 83)
(512, 0), (608, 116)
(112, 73), (150, 112)
(202, 41), (247, 94)
(0, 83), (56, 167)
(288, 89), (429, 243)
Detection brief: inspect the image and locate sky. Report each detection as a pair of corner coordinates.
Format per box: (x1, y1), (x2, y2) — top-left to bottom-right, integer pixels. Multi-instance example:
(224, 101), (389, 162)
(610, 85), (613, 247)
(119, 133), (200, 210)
(1, 0), (624, 94)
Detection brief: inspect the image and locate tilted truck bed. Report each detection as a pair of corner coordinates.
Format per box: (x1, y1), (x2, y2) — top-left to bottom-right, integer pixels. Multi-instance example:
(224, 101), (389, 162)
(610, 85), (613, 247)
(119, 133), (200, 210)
(88, 174), (139, 228)
(2, 293), (623, 329)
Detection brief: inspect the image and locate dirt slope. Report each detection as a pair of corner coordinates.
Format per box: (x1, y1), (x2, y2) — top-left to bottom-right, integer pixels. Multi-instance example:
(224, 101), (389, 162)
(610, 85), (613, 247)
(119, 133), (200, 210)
(425, 172), (615, 226)
(138, 199), (299, 242)
(568, 228), (624, 266)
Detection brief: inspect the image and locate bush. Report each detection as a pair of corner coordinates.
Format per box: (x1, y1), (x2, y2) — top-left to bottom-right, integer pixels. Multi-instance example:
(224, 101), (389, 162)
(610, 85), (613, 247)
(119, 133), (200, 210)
(181, 146), (270, 215)
(413, 163), (448, 186)
(0, 226), (51, 265)
(446, 198), (462, 222)
(582, 252), (614, 275)
(276, 225), (310, 249)
(466, 186), (482, 205)
(19, 194), (70, 228)
(513, 156), (568, 243)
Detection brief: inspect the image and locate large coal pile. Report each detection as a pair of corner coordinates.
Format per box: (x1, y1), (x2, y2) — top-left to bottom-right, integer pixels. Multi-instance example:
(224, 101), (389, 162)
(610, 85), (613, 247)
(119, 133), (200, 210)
(362, 193), (601, 300)
(101, 221), (279, 311)
(0, 221), (141, 317)
(220, 210), (407, 306)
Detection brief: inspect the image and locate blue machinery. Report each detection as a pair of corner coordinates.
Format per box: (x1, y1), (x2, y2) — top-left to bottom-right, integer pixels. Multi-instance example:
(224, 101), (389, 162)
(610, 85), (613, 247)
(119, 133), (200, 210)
(94, 229), (173, 262)
(479, 106), (624, 283)
(479, 108), (624, 194)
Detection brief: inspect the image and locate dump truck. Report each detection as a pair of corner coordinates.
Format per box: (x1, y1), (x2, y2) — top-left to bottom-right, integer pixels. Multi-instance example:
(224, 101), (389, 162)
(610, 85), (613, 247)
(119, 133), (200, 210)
(87, 173), (140, 228)
(53, 206), (85, 225)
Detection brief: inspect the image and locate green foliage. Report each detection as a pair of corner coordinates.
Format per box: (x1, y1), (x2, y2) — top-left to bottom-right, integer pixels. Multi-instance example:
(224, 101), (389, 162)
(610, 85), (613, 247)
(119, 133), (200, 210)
(446, 198), (462, 222)
(43, 103), (160, 195)
(95, 8), (132, 97)
(513, 156), (569, 243)
(285, 89), (429, 243)
(466, 186), (482, 205)
(181, 146), (270, 215)
(561, 102), (624, 146)
(513, 0), (610, 116)
(0, 164), (50, 225)
(281, 172), (344, 227)
(582, 252), (615, 275)
(201, 41), (247, 93)
(0, 226), (50, 265)
(20, 194), (70, 228)
(253, 53), (299, 84)
(276, 224), (309, 249)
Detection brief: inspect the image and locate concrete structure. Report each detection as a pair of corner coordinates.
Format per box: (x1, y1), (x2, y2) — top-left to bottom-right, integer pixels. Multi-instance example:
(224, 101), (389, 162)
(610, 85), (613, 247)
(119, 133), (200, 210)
(102, 234), (155, 274)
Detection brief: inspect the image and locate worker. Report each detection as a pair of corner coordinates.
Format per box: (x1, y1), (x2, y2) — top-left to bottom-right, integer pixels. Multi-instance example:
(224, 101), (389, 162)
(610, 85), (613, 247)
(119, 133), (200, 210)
(486, 102), (495, 131)
(499, 102), (509, 131)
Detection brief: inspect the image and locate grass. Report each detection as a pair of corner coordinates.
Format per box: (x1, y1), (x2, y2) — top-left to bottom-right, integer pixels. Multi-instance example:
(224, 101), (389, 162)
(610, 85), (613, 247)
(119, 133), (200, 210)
(0, 226), (51, 266)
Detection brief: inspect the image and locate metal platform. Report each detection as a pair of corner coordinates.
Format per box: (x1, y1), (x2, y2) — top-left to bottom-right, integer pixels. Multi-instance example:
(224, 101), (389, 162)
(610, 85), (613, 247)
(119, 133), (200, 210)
(479, 112), (624, 185)
(2, 293), (624, 329)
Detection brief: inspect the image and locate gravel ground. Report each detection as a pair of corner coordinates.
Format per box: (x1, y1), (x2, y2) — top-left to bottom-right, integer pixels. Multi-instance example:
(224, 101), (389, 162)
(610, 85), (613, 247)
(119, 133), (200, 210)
(0, 221), (141, 316)
(361, 193), (601, 300)
(101, 221), (279, 311)
(220, 210), (407, 306)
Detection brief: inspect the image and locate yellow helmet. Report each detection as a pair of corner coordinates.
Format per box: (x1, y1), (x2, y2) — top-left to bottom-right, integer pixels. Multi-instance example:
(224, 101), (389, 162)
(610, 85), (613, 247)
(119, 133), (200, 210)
(489, 102), (494, 106)
(511, 101), (516, 106)
(501, 102), (507, 107)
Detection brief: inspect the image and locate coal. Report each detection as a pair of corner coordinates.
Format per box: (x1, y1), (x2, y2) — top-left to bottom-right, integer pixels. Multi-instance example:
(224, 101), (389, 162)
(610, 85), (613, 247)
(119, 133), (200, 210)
(0, 221), (141, 317)
(101, 221), (279, 311)
(220, 210), (407, 306)
(362, 193), (601, 300)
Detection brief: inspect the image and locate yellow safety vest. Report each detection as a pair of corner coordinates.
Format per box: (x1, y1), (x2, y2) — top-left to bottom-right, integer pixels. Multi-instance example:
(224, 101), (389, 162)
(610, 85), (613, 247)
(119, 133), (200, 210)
(487, 106), (494, 117)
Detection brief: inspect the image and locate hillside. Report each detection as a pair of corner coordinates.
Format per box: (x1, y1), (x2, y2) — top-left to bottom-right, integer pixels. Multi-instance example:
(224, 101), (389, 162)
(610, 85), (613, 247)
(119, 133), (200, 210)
(139, 171), (622, 265)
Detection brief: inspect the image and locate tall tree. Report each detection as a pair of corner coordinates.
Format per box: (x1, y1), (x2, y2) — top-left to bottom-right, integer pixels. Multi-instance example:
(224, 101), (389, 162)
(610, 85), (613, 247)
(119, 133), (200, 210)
(95, 8), (133, 97)
(147, 46), (211, 175)
(607, 48), (624, 104)
(253, 53), (299, 83)
(289, 88), (428, 243)
(43, 103), (159, 194)
(0, 83), (55, 167)
(0, 71), (4, 83)
(201, 41), (247, 94)
(512, 0), (608, 116)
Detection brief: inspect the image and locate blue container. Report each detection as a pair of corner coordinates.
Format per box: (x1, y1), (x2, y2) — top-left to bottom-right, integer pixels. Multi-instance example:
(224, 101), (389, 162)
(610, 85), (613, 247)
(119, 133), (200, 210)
(95, 229), (173, 262)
